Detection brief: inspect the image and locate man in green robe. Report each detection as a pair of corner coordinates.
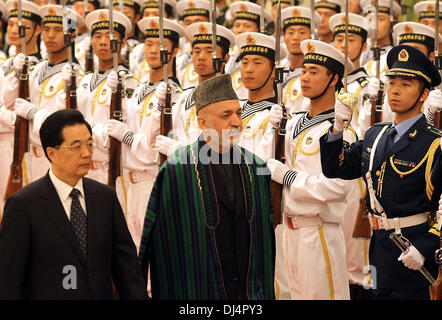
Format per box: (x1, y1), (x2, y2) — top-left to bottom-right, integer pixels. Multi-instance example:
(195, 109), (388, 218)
(138, 74), (275, 300)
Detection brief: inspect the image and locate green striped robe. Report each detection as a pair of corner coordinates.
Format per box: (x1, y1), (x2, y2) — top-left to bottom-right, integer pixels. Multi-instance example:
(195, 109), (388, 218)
(139, 138), (275, 300)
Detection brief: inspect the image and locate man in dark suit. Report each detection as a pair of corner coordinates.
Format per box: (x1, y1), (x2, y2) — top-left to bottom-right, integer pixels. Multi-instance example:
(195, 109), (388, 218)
(0, 109), (147, 300)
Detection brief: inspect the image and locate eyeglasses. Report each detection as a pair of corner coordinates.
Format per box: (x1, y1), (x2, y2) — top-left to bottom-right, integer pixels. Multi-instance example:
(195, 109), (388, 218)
(55, 140), (97, 153)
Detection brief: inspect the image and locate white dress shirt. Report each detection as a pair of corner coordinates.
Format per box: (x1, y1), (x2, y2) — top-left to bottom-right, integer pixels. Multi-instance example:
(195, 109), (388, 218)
(49, 169), (87, 220)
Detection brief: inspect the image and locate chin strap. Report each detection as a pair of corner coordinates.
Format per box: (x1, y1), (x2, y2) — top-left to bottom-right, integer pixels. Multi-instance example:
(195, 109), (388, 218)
(250, 66), (275, 92)
(310, 72), (336, 100)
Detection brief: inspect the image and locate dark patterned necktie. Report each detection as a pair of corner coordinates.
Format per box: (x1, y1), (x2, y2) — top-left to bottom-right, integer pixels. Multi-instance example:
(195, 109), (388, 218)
(385, 127), (397, 152)
(70, 188), (87, 258)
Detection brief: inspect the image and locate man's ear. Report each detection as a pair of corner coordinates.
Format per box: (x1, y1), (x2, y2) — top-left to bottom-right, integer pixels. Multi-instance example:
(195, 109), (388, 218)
(196, 114), (207, 130)
(46, 147), (56, 163)
(420, 87), (430, 103)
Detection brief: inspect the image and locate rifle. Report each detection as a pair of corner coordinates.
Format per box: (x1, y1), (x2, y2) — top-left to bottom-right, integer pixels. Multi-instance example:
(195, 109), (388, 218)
(310, 0), (317, 39)
(434, 0), (441, 129)
(107, 1), (123, 188)
(158, 0), (172, 165)
(211, 0), (222, 75)
(370, 0), (384, 125)
(84, 0), (94, 73)
(271, 1), (288, 228)
(63, 1), (77, 109)
(431, 219), (442, 299)
(390, 232), (436, 285)
(4, 0), (29, 202)
(351, 0), (371, 239)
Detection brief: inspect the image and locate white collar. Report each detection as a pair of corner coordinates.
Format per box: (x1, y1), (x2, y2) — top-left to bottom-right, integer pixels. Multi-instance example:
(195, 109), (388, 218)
(49, 168), (85, 202)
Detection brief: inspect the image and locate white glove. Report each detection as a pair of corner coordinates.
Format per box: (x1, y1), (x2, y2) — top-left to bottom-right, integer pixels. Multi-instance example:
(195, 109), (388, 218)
(61, 64), (73, 84)
(14, 98), (37, 120)
(106, 70), (119, 91)
(13, 53), (26, 73)
(426, 89), (442, 113)
(104, 119), (132, 144)
(398, 245), (425, 270)
(267, 158), (295, 186)
(367, 77), (380, 100)
(154, 82), (168, 106)
(79, 36), (92, 52)
(155, 135), (182, 156)
(333, 89), (356, 133)
(269, 104), (283, 128)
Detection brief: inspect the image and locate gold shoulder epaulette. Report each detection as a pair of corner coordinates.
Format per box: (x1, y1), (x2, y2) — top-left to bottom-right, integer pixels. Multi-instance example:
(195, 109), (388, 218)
(424, 125), (442, 137)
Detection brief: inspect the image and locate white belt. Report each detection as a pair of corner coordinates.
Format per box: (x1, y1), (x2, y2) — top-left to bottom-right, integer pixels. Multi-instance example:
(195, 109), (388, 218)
(284, 216), (323, 230)
(127, 168), (158, 184)
(90, 160), (109, 170)
(368, 212), (428, 234)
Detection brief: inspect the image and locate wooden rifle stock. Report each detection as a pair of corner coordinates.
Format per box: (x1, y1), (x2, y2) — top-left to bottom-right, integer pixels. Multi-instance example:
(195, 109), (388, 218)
(351, 88), (384, 239)
(4, 62), (30, 201)
(66, 71), (77, 109)
(107, 79), (123, 188)
(85, 46), (94, 73)
(159, 89), (172, 165)
(370, 87), (383, 125)
(271, 107), (287, 228)
(431, 235), (442, 300)
(434, 111), (441, 129)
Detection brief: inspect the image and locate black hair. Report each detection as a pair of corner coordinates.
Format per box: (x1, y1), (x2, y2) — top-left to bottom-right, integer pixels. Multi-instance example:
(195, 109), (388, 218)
(39, 109), (92, 161)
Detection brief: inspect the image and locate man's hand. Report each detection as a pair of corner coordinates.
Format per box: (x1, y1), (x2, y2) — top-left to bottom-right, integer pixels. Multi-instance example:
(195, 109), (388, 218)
(14, 98), (37, 120)
(367, 77), (380, 100)
(398, 246), (425, 270)
(13, 53), (26, 74)
(155, 135), (182, 156)
(333, 89), (356, 133)
(269, 104), (283, 128)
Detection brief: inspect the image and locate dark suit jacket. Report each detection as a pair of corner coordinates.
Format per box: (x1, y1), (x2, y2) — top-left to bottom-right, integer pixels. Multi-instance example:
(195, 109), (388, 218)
(0, 173), (147, 300)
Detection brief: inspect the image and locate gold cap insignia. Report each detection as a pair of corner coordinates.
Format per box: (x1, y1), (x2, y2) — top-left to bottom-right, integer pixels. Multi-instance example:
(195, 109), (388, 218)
(240, 3), (248, 12)
(149, 20), (159, 29)
(246, 34), (256, 45)
(292, 8), (300, 17)
(398, 48), (409, 62)
(307, 42), (315, 53)
(188, 1), (196, 9)
(426, 4), (435, 11)
(99, 11), (108, 21)
(198, 24), (208, 34)
(48, 7), (57, 16)
(404, 24), (413, 34)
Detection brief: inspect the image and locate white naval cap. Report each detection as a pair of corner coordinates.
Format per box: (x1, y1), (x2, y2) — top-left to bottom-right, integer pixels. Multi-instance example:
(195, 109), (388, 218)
(176, 0), (211, 18)
(67, 0), (105, 9)
(39, 5), (84, 29)
(281, 5), (321, 30)
(360, 0), (401, 16)
(141, 0), (177, 14)
(300, 39), (354, 77)
(138, 17), (185, 41)
(235, 32), (288, 61)
(393, 22), (442, 50)
(329, 12), (372, 39)
(0, 1), (6, 20)
(229, 1), (272, 26)
(5, 0), (41, 23)
(314, 0), (344, 13)
(85, 9), (132, 37)
(186, 21), (235, 49)
(414, 1), (442, 20)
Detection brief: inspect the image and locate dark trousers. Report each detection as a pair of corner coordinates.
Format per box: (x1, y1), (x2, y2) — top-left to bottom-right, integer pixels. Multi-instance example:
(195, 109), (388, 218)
(373, 287), (430, 300)
(349, 284), (374, 300)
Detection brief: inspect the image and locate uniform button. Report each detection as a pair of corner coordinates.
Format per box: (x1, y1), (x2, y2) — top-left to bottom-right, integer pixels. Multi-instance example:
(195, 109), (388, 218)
(233, 277), (238, 282)
(376, 170), (381, 176)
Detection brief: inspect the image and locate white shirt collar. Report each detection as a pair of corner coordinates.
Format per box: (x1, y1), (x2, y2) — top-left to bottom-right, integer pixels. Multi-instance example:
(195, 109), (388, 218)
(49, 168), (85, 202)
